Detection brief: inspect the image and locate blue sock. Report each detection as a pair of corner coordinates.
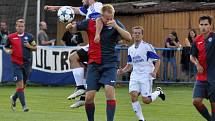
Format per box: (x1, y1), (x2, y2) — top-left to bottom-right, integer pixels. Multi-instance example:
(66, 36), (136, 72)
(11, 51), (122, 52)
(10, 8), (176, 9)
(12, 92), (18, 102)
(85, 103), (95, 121)
(17, 88), (26, 107)
(106, 100), (116, 121)
(195, 104), (211, 121)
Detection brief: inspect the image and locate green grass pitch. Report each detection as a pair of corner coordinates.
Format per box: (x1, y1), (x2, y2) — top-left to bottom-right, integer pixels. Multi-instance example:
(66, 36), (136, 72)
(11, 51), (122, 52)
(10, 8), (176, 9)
(0, 85), (210, 121)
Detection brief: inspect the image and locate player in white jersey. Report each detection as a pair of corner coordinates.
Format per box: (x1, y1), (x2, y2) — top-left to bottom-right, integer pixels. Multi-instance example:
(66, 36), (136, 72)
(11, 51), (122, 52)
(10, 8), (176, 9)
(117, 26), (165, 121)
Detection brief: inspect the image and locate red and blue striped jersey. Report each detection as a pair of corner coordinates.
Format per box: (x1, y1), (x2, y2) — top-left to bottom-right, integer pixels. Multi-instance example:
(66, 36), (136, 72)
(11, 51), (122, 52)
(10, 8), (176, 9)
(5, 32), (35, 65)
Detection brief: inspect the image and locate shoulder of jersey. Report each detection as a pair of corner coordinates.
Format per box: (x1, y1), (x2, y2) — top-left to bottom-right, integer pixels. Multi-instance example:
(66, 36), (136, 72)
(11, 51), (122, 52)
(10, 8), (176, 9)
(95, 2), (103, 5)
(8, 33), (17, 38)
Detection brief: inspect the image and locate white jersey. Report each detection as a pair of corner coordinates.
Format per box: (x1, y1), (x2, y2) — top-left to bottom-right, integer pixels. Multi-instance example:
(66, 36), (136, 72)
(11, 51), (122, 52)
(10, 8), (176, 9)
(79, 2), (103, 20)
(128, 41), (159, 82)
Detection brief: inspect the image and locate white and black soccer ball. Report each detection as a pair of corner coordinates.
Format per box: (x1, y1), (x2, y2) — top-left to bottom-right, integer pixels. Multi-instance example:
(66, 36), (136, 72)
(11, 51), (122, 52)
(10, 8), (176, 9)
(57, 6), (75, 23)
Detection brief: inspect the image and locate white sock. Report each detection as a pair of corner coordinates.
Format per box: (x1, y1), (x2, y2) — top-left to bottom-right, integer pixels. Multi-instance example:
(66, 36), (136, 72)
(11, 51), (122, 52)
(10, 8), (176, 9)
(150, 91), (160, 102)
(72, 67), (84, 86)
(132, 101), (144, 120)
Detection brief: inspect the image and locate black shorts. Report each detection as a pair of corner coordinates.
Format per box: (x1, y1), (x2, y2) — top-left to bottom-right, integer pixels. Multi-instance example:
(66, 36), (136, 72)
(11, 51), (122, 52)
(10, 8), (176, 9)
(76, 48), (88, 62)
(193, 81), (215, 102)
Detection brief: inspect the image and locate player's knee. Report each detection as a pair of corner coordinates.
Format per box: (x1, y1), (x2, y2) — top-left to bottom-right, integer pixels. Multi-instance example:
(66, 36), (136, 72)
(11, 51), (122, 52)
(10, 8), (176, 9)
(85, 91), (96, 104)
(192, 99), (202, 106)
(69, 53), (76, 63)
(142, 97), (151, 104)
(16, 80), (24, 88)
(130, 92), (139, 102)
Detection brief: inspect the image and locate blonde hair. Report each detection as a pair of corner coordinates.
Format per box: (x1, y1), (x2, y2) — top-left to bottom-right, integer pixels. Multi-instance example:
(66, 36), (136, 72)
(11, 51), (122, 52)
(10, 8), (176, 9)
(101, 4), (115, 16)
(132, 26), (144, 34)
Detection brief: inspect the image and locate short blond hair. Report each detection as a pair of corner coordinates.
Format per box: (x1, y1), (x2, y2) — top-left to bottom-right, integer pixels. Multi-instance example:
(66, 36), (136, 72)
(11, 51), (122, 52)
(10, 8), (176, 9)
(132, 26), (144, 34)
(101, 4), (115, 16)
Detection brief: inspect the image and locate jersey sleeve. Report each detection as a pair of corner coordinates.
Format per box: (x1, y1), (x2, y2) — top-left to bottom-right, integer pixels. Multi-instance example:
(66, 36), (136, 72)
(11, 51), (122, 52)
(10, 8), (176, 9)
(94, 2), (103, 13)
(127, 48), (132, 65)
(147, 44), (160, 61)
(76, 19), (89, 31)
(190, 41), (198, 58)
(79, 6), (88, 16)
(88, 2), (102, 19)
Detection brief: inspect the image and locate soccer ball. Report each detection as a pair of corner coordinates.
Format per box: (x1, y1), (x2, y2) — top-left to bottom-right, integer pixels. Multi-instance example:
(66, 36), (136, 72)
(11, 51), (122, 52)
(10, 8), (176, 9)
(57, 6), (75, 23)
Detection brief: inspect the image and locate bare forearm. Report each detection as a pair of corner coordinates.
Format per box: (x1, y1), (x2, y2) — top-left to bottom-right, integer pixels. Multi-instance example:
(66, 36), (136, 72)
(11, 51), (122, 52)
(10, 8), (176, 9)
(153, 60), (160, 74)
(122, 64), (132, 73)
(190, 55), (198, 65)
(115, 25), (132, 41)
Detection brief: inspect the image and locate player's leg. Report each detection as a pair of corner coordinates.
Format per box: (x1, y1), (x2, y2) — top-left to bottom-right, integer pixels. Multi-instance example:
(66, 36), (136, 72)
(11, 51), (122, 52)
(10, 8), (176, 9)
(10, 63), (23, 111)
(209, 84), (215, 121)
(85, 90), (96, 121)
(141, 80), (165, 105)
(67, 49), (87, 99)
(85, 64), (100, 121)
(100, 64), (117, 121)
(129, 82), (145, 121)
(192, 81), (211, 121)
(104, 85), (116, 121)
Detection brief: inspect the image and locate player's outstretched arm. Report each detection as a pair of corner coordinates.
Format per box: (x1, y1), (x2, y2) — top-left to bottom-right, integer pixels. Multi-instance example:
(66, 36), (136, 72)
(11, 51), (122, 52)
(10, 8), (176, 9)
(117, 64), (132, 75)
(44, 5), (81, 14)
(151, 59), (160, 78)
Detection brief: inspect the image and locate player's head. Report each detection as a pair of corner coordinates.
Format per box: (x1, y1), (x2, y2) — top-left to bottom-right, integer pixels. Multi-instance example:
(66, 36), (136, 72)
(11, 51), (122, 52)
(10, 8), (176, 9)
(132, 26), (144, 42)
(39, 21), (47, 30)
(0, 20), (8, 31)
(101, 4), (115, 25)
(199, 15), (212, 34)
(16, 19), (25, 34)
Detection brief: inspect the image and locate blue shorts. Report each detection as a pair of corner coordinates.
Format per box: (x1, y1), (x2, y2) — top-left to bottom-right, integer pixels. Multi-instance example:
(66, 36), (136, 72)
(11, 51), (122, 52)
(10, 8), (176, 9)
(193, 81), (215, 102)
(86, 62), (117, 91)
(12, 62), (31, 84)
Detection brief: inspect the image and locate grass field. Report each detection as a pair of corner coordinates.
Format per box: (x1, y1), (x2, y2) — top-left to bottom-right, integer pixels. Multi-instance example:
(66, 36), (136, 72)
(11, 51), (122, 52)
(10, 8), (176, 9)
(0, 85), (210, 121)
